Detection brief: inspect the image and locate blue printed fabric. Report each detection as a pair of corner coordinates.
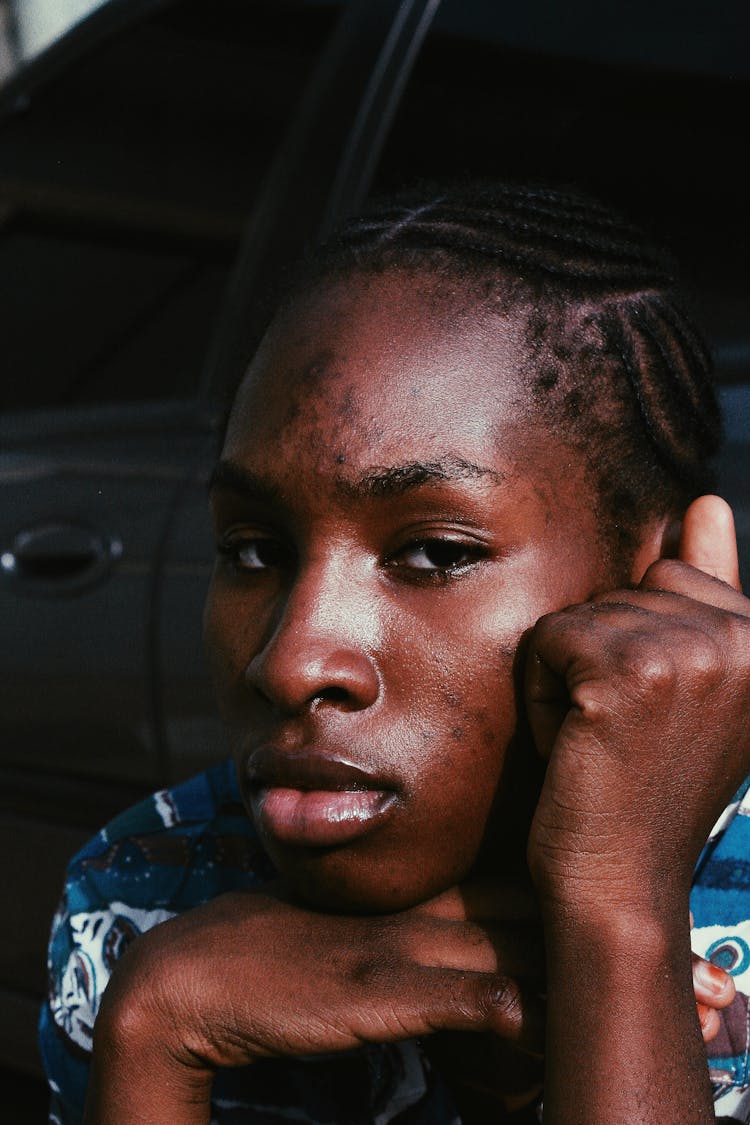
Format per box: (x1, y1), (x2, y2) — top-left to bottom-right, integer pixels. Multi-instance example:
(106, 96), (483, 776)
(39, 759), (750, 1122)
(691, 775), (750, 1121)
(38, 760), (463, 1124)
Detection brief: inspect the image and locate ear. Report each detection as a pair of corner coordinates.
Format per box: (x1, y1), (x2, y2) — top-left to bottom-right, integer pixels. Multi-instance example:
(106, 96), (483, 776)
(628, 514), (679, 585)
(628, 496), (742, 591)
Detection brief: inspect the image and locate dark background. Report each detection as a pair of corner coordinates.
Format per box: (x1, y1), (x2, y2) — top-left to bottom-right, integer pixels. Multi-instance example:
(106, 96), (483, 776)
(1, 0), (748, 1116)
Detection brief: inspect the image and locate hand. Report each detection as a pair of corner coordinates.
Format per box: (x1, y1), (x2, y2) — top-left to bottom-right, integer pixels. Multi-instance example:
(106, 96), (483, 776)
(690, 908), (736, 1042)
(525, 495), (750, 918)
(84, 876), (544, 1124)
(522, 496), (749, 1123)
(693, 953), (735, 1042)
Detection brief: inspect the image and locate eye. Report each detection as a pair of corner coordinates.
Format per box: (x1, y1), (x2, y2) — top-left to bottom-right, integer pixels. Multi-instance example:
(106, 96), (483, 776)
(217, 534), (290, 572)
(390, 538), (487, 574)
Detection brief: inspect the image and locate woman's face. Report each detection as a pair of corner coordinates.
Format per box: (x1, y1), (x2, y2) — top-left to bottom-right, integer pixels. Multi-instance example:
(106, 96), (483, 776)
(204, 271), (625, 912)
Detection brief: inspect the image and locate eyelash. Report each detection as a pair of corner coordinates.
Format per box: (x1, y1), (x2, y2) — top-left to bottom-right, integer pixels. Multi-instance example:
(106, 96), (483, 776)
(386, 538), (489, 583)
(216, 536), (290, 573)
(216, 535), (489, 583)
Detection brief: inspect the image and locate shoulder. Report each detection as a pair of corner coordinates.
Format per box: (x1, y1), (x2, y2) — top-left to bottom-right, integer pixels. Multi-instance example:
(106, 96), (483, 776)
(66, 757), (274, 915)
(40, 760), (274, 1118)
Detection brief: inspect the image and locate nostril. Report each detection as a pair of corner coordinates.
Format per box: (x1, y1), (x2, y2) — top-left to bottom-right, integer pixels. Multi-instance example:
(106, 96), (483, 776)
(246, 644), (380, 713)
(312, 686), (351, 705)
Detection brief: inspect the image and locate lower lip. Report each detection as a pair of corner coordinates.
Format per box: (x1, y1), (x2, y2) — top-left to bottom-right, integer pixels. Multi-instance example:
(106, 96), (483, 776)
(255, 787), (395, 847)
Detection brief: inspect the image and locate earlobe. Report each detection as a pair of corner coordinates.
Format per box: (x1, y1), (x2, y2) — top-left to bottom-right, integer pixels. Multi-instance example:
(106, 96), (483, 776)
(628, 516), (680, 584)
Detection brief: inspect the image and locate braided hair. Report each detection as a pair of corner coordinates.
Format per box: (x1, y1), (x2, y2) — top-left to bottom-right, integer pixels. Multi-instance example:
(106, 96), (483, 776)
(277, 180), (723, 560)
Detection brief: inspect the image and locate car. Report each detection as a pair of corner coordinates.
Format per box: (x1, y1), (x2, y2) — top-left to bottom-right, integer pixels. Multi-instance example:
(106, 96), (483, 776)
(1, 0), (748, 1106)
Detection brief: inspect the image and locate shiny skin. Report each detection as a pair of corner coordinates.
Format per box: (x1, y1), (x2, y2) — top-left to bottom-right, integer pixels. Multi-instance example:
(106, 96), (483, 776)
(85, 271), (746, 1124)
(204, 271), (620, 912)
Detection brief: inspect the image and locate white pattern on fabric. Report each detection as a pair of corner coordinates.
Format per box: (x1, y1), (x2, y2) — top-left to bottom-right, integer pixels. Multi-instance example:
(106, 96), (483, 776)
(49, 902), (174, 1052)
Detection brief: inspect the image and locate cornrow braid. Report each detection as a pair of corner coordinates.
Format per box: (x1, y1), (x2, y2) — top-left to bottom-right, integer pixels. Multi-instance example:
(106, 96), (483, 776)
(317, 182), (675, 284)
(280, 179), (722, 560)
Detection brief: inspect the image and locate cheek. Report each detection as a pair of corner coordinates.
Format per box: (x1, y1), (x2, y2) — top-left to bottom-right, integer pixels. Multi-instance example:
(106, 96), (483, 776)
(394, 631), (519, 834)
(384, 578), (547, 815)
(202, 577), (261, 698)
(388, 584), (528, 736)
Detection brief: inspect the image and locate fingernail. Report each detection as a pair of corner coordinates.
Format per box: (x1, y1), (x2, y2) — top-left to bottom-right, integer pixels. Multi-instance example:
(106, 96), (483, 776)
(696, 959), (731, 995)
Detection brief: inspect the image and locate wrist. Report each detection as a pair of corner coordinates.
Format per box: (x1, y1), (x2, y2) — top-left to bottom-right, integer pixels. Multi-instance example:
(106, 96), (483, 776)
(541, 897), (699, 1044)
(85, 984), (214, 1125)
(531, 854), (692, 938)
(540, 895), (713, 1125)
(90, 946), (217, 1092)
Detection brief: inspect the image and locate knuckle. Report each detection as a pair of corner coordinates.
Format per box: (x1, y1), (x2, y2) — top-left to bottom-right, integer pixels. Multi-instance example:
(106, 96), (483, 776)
(479, 975), (524, 1036)
(534, 604), (576, 636)
(391, 919), (425, 965)
(96, 948), (161, 1046)
(639, 652), (676, 691)
(686, 633), (724, 685)
(529, 611), (556, 648)
(530, 604), (587, 656)
(623, 635), (677, 693)
(728, 614), (750, 670)
(344, 916), (419, 997)
(629, 632), (724, 697)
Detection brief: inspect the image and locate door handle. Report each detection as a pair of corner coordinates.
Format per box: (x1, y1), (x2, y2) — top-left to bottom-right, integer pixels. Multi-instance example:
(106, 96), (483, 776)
(1, 521), (122, 595)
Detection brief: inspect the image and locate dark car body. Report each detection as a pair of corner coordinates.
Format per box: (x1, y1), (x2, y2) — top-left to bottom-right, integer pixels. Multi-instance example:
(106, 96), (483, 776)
(1, 0), (748, 1094)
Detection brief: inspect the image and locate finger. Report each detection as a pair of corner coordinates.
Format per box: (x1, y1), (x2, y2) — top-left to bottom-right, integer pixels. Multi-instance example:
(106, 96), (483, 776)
(639, 557), (748, 614)
(357, 959), (546, 1053)
(378, 959), (545, 1050)
(524, 643), (572, 761)
(679, 495), (741, 591)
(420, 969), (545, 1052)
(524, 603), (636, 759)
(692, 953), (735, 1009)
(697, 1002), (721, 1043)
(598, 567), (750, 618)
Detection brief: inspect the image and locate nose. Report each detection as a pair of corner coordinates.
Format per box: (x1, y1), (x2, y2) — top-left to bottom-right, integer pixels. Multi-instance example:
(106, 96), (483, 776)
(245, 554), (381, 714)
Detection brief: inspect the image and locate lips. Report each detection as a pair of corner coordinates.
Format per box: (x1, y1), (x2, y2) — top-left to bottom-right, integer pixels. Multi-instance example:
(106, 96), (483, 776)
(246, 749), (397, 848)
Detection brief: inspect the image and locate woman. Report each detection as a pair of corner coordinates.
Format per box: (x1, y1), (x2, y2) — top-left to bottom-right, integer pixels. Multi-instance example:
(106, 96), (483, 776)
(43, 180), (750, 1123)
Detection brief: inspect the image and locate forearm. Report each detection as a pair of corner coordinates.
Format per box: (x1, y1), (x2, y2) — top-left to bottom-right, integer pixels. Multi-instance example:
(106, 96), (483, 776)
(542, 905), (714, 1125)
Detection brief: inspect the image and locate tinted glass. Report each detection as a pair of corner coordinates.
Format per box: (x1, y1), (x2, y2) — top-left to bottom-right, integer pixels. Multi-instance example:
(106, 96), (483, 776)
(0, 0), (339, 410)
(372, 0), (750, 384)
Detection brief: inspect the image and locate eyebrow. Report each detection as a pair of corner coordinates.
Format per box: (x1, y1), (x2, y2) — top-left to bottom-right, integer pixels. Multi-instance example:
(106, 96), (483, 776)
(342, 458), (504, 499)
(208, 456), (503, 503)
(208, 460), (285, 504)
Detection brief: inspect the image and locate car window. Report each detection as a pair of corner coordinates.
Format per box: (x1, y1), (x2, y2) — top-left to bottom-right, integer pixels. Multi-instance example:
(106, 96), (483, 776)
(430, 0), (750, 79)
(0, 0), (341, 411)
(371, 0), (750, 387)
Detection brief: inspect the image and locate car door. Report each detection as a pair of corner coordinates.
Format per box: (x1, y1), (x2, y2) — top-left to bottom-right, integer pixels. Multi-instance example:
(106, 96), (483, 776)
(0, 0), (442, 1080)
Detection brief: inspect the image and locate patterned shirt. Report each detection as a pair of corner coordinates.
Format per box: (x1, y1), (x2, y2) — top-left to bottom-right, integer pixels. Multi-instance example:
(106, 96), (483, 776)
(39, 760), (750, 1123)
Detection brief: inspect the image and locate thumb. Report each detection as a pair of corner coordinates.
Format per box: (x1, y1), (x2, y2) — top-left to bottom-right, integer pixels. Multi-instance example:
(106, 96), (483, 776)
(678, 495), (741, 592)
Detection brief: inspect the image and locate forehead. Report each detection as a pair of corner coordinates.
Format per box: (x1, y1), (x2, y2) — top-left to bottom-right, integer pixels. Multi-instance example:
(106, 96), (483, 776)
(218, 271), (613, 587)
(225, 271), (538, 468)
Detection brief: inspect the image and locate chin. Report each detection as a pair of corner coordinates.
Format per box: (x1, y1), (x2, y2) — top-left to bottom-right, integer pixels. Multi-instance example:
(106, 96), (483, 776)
(273, 848), (464, 916)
